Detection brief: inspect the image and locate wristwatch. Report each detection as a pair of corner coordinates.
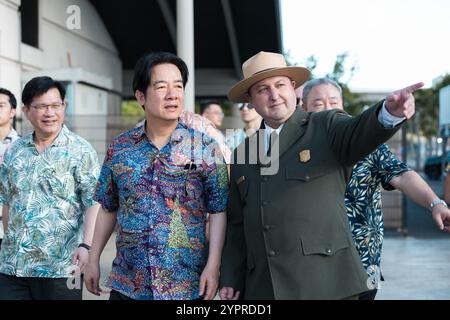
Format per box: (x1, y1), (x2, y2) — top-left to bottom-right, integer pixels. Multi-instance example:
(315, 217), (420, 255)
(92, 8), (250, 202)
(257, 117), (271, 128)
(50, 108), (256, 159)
(78, 243), (91, 251)
(430, 199), (448, 209)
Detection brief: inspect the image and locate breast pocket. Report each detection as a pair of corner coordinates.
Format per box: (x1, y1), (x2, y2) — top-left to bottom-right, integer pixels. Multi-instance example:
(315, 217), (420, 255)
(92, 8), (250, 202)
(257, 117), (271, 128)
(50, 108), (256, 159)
(158, 164), (194, 199)
(285, 164), (333, 183)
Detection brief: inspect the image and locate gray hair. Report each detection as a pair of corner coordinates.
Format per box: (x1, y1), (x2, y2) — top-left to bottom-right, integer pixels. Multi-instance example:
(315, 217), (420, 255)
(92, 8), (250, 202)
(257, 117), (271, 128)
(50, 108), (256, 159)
(302, 78), (343, 105)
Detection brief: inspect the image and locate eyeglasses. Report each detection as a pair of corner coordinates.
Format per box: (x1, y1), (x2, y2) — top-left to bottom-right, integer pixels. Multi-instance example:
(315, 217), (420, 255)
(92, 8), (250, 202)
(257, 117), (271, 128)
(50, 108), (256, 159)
(239, 103), (254, 111)
(29, 102), (66, 112)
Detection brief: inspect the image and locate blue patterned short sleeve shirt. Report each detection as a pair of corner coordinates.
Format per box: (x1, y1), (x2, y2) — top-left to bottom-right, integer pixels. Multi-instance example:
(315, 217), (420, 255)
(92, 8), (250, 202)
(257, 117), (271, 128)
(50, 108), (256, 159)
(94, 121), (229, 300)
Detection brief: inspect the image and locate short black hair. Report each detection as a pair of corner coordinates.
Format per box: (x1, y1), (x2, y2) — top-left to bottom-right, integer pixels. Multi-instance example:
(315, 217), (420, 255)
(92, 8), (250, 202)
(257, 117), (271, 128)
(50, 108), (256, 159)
(22, 76), (66, 106)
(132, 52), (189, 96)
(200, 100), (221, 115)
(0, 88), (17, 109)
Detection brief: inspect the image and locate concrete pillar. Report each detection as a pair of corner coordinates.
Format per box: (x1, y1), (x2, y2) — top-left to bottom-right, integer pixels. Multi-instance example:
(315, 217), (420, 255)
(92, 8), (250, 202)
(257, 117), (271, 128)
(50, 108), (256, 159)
(177, 0), (195, 113)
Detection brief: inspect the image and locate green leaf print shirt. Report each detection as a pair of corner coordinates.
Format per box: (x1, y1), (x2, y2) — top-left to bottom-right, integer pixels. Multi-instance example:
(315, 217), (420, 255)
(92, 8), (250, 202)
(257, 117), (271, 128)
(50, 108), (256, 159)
(0, 125), (100, 278)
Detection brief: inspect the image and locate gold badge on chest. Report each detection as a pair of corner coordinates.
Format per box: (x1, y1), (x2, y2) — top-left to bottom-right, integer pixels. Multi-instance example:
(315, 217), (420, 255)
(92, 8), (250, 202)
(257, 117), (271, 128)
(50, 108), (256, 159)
(299, 150), (311, 163)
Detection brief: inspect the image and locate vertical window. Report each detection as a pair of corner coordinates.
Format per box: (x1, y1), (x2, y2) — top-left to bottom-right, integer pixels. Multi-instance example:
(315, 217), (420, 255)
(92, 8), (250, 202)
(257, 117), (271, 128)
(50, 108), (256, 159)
(21, 0), (39, 48)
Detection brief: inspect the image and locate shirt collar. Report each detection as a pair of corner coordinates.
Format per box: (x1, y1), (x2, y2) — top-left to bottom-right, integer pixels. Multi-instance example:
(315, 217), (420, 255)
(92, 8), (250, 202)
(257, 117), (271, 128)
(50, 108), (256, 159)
(133, 119), (188, 145)
(132, 121), (147, 143)
(51, 125), (71, 147)
(2, 128), (19, 143)
(263, 122), (284, 136)
(263, 122), (283, 154)
(24, 125), (69, 148)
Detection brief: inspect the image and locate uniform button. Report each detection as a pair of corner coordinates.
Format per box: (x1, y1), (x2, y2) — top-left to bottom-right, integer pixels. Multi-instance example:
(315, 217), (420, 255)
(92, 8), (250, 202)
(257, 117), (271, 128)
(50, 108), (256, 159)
(325, 248), (332, 255)
(263, 225), (271, 232)
(262, 200), (270, 206)
(304, 175), (311, 182)
(268, 250), (276, 257)
(262, 176), (269, 182)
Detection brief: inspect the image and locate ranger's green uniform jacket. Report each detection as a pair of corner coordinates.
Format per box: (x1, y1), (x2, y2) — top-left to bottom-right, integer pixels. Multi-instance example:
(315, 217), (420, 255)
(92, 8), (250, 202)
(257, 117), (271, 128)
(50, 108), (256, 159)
(220, 102), (401, 299)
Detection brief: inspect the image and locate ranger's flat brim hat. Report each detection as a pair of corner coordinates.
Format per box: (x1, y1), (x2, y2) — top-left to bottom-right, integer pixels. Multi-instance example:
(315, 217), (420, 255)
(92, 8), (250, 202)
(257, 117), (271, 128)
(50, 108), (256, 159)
(228, 51), (311, 103)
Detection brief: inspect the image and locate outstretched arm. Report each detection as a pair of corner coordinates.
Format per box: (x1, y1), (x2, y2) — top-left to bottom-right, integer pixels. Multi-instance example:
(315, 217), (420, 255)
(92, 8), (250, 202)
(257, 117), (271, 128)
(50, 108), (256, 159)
(328, 82), (424, 167)
(390, 170), (450, 232)
(385, 82), (424, 119)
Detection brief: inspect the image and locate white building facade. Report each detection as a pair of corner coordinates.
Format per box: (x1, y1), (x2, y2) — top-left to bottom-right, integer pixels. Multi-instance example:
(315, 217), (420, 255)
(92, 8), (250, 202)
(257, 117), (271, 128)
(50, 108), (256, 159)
(0, 0), (123, 160)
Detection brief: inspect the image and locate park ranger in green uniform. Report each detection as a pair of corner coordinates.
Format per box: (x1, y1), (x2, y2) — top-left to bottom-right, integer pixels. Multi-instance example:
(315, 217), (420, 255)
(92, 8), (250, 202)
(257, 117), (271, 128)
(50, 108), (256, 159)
(219, 51), (424, 300)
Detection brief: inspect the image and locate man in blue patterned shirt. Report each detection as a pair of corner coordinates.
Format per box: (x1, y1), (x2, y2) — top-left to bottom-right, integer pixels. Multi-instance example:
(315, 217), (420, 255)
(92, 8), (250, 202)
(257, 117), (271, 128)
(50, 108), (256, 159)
(84, 52), (228, 300)
(0, 77), (100, 300)
(302, 78), (450, 300)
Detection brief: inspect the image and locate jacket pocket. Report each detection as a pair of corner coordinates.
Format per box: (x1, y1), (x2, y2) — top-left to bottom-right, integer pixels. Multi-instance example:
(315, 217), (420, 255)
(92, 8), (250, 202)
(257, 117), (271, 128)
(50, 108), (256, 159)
(300, 236), (350, 256)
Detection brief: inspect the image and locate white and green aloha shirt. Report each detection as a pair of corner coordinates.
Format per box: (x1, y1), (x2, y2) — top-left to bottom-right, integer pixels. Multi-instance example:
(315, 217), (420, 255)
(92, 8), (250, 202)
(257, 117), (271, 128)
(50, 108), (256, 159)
(0, 125), (100, 278)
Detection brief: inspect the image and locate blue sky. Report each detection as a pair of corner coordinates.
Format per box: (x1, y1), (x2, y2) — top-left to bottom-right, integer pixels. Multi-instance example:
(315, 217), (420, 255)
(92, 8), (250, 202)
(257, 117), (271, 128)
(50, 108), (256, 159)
(281, 0), (450, 91)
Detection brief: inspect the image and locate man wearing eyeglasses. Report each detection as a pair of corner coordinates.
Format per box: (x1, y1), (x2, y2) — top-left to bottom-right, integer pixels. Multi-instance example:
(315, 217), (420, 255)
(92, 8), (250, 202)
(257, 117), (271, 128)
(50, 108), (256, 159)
(0, 76), (100, 300)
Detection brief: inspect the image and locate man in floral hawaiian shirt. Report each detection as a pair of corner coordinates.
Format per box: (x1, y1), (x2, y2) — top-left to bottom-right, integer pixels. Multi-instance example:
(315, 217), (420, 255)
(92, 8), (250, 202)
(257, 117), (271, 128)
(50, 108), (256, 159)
(0, 88), (20, 249)
(0, 77), (100, 300)
(302, 77), (450, 300)
(84, 52), (228, 300)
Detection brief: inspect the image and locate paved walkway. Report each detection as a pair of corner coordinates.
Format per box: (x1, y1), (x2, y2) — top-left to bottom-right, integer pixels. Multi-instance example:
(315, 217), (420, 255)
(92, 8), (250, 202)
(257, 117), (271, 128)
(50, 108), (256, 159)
(377, 237), (450, 299)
